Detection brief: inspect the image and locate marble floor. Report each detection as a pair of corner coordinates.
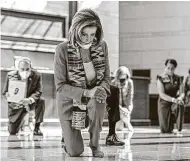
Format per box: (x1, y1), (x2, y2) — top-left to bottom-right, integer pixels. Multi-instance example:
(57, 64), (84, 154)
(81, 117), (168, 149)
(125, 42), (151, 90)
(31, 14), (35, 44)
(1, 125), (190, 161)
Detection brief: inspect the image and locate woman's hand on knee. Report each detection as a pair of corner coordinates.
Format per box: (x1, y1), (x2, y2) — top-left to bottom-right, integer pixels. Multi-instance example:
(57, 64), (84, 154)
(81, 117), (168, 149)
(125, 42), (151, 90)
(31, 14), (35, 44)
(86, 86), (98, 98)
(94, 87), (107, 103)
(86, 86), (107, 103)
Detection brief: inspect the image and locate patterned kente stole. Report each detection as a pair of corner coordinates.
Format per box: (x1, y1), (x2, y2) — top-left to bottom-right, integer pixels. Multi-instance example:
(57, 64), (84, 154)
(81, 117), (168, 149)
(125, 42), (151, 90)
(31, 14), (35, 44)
(67, 43), (105, 89)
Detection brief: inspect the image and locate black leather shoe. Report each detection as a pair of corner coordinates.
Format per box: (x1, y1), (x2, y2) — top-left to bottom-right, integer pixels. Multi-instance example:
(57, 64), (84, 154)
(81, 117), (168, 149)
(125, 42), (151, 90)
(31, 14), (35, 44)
(106, 134), (125, 146)
(33, 128), (43, 136)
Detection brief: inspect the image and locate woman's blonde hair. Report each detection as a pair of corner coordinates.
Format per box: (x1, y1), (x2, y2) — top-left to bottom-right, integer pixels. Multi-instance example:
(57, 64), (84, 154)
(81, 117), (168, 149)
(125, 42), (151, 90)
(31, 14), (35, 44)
(112, 66), (132, 86)
(115, 66), (131, 79)
(69, 8), (103, 48)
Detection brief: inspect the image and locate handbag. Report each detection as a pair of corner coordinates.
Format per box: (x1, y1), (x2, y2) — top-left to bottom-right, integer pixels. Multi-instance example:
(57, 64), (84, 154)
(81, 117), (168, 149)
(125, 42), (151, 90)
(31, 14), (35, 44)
(71, 97), (89, 130)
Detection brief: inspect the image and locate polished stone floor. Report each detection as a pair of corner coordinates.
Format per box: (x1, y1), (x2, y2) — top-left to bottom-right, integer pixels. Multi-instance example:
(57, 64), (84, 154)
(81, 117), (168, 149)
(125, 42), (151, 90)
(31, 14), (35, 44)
(1, 125), (190, 161)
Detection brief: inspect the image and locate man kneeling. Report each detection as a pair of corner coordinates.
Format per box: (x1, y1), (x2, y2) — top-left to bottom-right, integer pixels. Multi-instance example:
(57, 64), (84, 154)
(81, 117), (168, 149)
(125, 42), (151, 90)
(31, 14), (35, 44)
(2, 58), (45, 135)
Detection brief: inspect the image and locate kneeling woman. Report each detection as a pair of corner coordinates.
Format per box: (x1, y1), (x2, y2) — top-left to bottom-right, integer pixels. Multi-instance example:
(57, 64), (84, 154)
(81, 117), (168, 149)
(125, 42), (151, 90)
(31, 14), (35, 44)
(157, 59), (185, 134)
(114, 66), (134, 132)
(54, 9), (110, 158)
(106, 66), (134, 146)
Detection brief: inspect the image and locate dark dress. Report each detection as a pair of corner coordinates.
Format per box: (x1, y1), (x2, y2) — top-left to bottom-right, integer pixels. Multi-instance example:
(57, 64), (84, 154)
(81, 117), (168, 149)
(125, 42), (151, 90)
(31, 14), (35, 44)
(157, 74), (184, 133)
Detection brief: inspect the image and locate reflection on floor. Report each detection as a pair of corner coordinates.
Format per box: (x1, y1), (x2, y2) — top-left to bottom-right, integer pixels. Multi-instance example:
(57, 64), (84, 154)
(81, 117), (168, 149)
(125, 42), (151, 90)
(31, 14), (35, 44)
(1, 125), (190, 161)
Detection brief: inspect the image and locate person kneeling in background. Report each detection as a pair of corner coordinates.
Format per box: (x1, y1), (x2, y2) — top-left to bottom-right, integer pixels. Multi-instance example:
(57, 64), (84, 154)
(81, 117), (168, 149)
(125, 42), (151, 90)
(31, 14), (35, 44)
(2, 58), (45, 136)
(106, 66), (134, 146)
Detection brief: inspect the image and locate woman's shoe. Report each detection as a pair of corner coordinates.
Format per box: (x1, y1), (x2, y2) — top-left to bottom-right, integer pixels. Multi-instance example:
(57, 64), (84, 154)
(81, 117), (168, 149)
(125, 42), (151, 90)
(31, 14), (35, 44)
(90, 146), (104, 158)
(176, 131), (183, 137)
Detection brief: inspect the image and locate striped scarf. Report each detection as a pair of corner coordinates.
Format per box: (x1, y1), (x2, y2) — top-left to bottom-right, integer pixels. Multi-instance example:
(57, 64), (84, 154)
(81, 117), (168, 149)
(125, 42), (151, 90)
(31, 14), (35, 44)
(67, 43), (105, 89)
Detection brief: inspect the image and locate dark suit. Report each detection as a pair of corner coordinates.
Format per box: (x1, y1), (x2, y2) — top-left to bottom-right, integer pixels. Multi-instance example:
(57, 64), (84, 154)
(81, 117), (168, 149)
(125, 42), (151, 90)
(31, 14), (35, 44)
(2, 70), (45, 134)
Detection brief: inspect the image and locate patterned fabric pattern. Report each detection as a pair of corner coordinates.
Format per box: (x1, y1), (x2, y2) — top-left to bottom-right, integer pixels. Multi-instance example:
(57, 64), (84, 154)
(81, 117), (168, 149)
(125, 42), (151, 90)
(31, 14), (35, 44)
(67, 44), (105, 89)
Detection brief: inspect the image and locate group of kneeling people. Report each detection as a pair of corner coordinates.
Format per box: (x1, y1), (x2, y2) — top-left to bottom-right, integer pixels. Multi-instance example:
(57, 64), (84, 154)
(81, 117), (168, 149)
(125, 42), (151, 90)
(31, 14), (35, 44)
(2, 57), (135, 158)
(2, 8), (190, 159)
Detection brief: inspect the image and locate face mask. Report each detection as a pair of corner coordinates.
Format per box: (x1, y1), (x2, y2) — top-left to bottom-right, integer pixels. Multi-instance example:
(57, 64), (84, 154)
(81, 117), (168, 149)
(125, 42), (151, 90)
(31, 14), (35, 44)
(81, 43), (92, 49)
(19, 71), (31, 80)
(77, 41), (92, 49)
(119, 79), (126, 84)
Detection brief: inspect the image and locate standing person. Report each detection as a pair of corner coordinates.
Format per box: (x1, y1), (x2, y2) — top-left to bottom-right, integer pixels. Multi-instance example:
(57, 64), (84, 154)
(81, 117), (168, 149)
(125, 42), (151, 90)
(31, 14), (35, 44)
(2, 58), (45, 136)
(54, 9), (110, 158)
(157, 59), (185, 134)
(106, 66), (134, 146)
(184, 69), (190, 107)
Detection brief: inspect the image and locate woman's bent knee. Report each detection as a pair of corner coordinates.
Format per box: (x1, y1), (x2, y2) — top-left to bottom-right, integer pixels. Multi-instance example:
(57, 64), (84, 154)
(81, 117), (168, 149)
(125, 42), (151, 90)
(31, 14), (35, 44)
(65, 140), (84, 157)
